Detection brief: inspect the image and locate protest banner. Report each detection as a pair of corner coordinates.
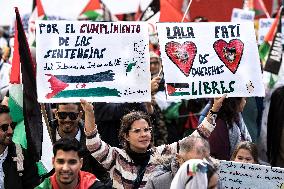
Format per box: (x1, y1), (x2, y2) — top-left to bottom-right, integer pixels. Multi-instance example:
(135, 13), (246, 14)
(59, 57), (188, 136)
(258, 18), (284, 45)
(36, 20), (150, 103)
(231, 8), (255, 22)
(157, 22), (265, 100)
(218, 160), (284, 189)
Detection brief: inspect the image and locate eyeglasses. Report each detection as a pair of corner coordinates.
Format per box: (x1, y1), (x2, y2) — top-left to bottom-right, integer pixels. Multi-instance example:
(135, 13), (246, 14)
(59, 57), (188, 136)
(57, 112), (79, 120)
(129, 127), (152, 134)
(0, 122), (17, 132)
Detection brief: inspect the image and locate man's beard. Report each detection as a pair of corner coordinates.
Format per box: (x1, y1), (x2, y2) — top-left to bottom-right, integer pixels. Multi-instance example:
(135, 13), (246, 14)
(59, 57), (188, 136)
(0, 134), (13, 146)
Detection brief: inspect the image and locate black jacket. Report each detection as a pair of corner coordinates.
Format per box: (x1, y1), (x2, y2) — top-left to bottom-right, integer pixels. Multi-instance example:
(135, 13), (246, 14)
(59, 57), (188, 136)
(3, 143), (40, 189)
(267, 86), (284, 166)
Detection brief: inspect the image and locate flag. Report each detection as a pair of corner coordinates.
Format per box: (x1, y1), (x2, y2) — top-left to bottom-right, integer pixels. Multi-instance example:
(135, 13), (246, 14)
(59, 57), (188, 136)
(140, 0), (188, 22)
(247, 0), (270, 18)
(28, 0), (47, 47)
(44, 73), (121, 99)
(264, 6), (283, 75)
(168, 0), (184, 12)
(258, 7), (283, 88)
(160, 0), (189, 22)
(9, 13), (27, 149)
(14, 7), (43, 164)
(259, 7), (282, 63)
(9, 85), (27, 148)
(78, 0), (103, 21)
(263, 6), (283, 75)
(166, 83), (190, 96)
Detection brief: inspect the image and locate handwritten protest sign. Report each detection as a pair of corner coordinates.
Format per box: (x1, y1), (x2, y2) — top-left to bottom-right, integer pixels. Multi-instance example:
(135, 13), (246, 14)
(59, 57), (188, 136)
(258, 18), (284, 44)
(36, 21), (150, 103)
(157, 22), (265, 100)
(231, 8), (255, 22)
(218, 160), (284, 189)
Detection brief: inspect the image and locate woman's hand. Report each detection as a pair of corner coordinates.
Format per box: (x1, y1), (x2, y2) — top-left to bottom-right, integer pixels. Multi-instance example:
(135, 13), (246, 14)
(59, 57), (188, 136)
(80, 99), (96, 133)
(151, 76), (161, 94)
(80, 99), (94, 113)
(211, 94), (227, 112)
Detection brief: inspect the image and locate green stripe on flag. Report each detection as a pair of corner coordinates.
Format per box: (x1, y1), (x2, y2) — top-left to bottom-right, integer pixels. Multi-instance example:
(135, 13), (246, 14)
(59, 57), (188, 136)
(34, 177), (52, 189)
(169, 92), (191, 96)
(268, 73), (278, 89)
(9, 84), (27, 149)
(84, 10), (101, 20)
(36, 161), (48, 176)
(259, 41), (270, 62)
(12, 120), (27, 149)
(54, 87), (121, 98)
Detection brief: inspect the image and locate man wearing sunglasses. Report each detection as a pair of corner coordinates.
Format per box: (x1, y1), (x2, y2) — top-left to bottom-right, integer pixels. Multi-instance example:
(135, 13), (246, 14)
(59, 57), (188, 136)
(0, 105), (40, 188)
(44, 103), (111, 186)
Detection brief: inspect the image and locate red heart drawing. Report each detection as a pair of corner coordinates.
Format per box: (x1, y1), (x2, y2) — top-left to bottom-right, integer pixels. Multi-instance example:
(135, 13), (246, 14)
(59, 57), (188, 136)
(165, 41), (197, 77)
(213, 39), (244, 74)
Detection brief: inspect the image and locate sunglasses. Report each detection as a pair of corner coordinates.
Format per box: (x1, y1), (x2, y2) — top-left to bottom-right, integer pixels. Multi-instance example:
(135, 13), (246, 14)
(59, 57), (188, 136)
(129, 127), (152, 134)
(57, 112), (79, 120)
(0, 122), (17, 132)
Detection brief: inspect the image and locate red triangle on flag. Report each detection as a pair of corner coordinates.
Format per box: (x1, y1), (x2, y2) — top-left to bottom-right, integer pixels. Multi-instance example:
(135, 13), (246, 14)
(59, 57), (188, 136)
(36, 0), (45, 17)
(45, 74), (69, 99)
(10, 20), (21, 84)
(167, 84), (177, 95)
(80, 0), (101, 15)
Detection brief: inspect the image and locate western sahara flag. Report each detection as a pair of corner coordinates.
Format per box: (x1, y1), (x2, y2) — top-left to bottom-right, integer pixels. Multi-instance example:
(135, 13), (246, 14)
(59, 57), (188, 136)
(139, 0), (188, 22)
(78, 0), (103, 21)
(9, 9), (27, 149)
(246, 0), (270, 18)
(45, 71), (121, 99)
(28, 0), (47, 47)
(264, 6), (283, 75)
(258, 7), (281, 63)
(14, 7), (43, 163)
(166, 83), (190, 96)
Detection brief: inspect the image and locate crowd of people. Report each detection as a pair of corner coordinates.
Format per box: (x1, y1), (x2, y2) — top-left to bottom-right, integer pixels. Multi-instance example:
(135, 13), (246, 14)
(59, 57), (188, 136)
(0, 5), (284, 189)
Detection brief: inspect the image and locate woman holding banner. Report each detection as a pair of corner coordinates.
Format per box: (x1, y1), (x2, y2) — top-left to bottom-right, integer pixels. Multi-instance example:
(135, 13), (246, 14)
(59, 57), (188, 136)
(81, 95), (226, 189)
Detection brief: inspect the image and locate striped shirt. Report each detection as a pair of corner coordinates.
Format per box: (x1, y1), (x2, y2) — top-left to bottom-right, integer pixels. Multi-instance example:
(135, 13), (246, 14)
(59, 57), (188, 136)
(85, 119), (214, 189)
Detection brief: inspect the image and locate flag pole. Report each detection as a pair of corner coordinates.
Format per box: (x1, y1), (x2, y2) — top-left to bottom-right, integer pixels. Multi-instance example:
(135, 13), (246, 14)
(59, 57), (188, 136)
(40, 103), (53, 142)
(181, 0), (192, 22)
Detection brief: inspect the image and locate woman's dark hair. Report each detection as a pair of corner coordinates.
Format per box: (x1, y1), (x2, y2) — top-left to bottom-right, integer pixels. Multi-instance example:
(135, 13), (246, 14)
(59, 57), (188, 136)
(216, 97), (243, 127)
(53, 138), (83, 158)
(119, 111), (153, 150)
(230, 141), (259, 164)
